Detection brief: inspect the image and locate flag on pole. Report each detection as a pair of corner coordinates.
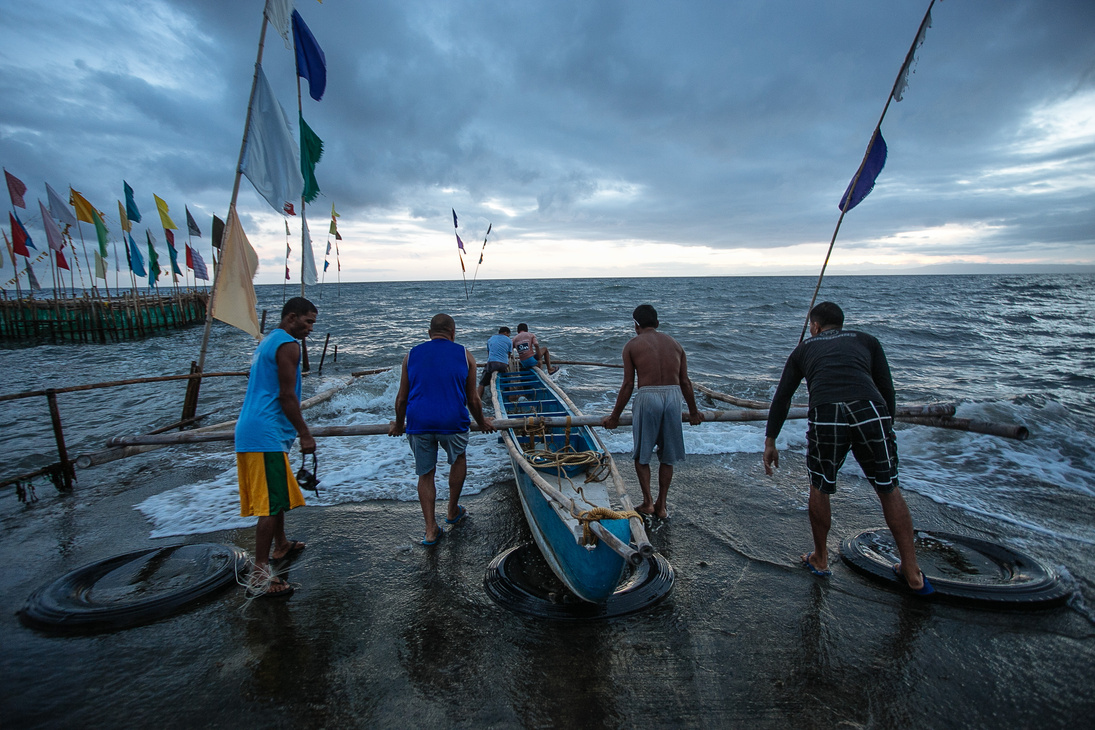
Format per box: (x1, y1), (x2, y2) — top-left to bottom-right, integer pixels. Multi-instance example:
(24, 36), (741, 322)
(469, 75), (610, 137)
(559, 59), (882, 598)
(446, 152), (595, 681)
(191, 247), (208, 280)
(25, 260), (40, 290)
(211, 207), (261, 339)
(91, 210), (110, 258)
(47, 183), (77, 227)
(893, 10), (933, 102)
(5, 170), (27, 208)
(301, 216), (319, 285)
(325, 240), (331, 255)
(9, 213), (31, 256)
(147, 230), (161, 286)
(264, 0), (294, 50)
(186, 206), (201, 237)
(286, 266), (291, 281)
(153, 194), (178, 230)
(128, 233), (146, 276)
(329, 220), (337, 235)
(212, 215), (225, 250)
(40, 200), (65, 252)
(117, 200), (131, 232)
(240, 66), (304, 215)
(335, 229), (341, 241)
(838, 129), (887, 212)
(292, 9), (327, 101)
(165, 229), (182, 277)
(323, 260), (329, 272)
(186, 243), (193, 269)
(331, 203), (339, 219)
(95, 251), (107, 280)
(70, 189), (97, 224)
(456, 232), (466, 252)
(55, 248), (69, 271)
(300, 114), (324, 203)
(124, 181), (142, 223)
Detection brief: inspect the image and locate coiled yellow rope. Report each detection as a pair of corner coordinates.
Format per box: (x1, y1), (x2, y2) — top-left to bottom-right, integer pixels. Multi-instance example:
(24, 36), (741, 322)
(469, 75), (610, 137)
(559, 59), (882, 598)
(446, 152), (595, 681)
(576, 506), (641, 546)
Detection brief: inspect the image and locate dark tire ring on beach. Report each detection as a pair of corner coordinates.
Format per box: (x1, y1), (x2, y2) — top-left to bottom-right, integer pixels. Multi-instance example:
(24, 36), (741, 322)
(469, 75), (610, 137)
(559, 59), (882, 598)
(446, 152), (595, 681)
(18, 543), (249, 634)
(840, 529), (1072, 609)
(484, 543), (674, 619)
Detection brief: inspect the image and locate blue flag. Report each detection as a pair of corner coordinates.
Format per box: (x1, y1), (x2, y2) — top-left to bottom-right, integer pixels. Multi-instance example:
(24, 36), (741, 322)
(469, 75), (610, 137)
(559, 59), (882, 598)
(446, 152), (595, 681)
(124, 181), (142, 223)
(292, 9), (327, 101)
(452, 208), (458, 228)
(839, 130), (887, 212)
(128, 233), (147, 277)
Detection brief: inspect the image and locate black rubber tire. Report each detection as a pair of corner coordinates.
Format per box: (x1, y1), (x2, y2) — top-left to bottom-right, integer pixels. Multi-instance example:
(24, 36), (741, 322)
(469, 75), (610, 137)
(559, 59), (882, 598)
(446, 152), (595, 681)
(484, 543), (674, 620)
(840, 529), (1072, 609)
(18, 543), (249, 634)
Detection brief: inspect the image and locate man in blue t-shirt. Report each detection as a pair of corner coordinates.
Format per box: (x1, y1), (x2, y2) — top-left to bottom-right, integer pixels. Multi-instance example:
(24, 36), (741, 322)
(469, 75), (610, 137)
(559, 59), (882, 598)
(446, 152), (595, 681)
(477, 326), (512, 399)
(235, 296), (317, 599)
(763, 301), (933, 596)
(389, 314), (494, 546)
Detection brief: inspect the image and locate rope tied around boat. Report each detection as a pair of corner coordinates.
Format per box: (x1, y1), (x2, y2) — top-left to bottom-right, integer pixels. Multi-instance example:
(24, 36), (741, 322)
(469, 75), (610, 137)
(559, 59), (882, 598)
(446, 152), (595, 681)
(577, 506), (641, 546)
(520, 414), (610, 483)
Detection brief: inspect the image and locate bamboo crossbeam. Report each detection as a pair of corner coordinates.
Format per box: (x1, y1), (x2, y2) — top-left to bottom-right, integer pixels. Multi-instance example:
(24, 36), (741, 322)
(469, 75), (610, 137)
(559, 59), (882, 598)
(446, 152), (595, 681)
(898, 416), (1029, 441)
(552, 360), (623, 369)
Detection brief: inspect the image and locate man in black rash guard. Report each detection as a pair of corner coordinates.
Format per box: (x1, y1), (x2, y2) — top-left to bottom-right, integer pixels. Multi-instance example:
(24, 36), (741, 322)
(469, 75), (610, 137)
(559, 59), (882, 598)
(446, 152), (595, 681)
(763, 301), (933, 595)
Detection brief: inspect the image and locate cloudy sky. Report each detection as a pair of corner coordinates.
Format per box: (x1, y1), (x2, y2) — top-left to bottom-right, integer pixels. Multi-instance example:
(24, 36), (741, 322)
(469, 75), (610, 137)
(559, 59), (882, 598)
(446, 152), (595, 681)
(2, 0), (1092, 285)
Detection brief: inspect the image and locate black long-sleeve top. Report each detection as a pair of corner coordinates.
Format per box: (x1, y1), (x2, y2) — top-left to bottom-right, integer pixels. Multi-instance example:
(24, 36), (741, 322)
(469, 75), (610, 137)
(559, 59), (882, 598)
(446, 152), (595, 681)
(765, 328), (896, 439)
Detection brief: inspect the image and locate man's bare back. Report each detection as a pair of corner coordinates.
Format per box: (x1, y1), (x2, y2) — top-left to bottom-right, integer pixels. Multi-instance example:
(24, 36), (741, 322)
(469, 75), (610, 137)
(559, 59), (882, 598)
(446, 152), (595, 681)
(624, 330), (686, 388)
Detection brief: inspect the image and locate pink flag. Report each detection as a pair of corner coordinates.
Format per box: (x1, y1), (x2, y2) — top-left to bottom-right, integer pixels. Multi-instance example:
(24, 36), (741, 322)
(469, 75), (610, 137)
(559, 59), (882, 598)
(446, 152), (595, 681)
(5, 170), (27, 208)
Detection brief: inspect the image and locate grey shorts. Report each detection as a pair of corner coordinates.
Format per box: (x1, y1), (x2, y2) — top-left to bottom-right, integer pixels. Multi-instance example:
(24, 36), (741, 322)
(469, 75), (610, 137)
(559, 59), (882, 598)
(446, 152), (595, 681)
(408, 432), (470, 476)
(631, 385), (686, 466)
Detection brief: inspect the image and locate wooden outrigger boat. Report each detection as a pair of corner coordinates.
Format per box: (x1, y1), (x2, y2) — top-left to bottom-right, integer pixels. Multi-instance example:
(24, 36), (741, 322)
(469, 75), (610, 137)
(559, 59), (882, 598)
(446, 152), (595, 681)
(489, 367), (655, 603)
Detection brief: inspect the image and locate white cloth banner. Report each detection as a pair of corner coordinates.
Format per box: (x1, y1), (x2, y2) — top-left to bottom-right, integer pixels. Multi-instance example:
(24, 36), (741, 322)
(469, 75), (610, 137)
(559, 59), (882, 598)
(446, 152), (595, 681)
(240, 67), (304, 215)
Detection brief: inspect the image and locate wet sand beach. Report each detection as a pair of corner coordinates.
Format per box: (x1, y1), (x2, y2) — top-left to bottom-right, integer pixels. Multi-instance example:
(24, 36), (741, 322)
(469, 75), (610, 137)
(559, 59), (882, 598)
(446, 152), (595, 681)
(4, 450), (1093, 729)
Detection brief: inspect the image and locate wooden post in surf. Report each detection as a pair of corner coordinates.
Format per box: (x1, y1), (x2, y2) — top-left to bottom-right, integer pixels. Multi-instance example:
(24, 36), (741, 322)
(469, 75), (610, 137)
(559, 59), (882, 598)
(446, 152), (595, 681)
(45, 389), (74, 491)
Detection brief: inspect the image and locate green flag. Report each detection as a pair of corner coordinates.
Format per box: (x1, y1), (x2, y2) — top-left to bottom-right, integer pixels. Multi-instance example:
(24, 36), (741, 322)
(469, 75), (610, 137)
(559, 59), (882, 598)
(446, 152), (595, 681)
(300, 114), (324, 203)
(146, 230), (160, 287)
(92, 209), (109, 258)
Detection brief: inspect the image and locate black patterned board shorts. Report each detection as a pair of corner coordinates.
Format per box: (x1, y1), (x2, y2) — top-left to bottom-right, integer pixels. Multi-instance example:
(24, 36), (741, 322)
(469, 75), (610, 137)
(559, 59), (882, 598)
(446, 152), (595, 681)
(806, 400), (898, 494)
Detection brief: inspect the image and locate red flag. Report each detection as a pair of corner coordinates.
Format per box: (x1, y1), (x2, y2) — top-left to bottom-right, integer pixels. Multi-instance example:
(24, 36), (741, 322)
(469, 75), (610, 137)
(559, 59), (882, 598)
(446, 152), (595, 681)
(56, 248), (70, 270)
(335, 230), (342, 240)
(285, 266), (291, 280)
(284, 202), (296, 216)
(185, 244), (194, 269)
(5, 170), (27, 208)
(9, 212), (30, 256)
(165, 229), (175, 246)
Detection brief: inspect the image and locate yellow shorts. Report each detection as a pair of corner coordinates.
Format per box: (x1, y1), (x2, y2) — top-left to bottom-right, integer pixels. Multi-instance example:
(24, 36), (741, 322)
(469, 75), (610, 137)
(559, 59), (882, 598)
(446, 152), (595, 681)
(236, 452), (306, 517)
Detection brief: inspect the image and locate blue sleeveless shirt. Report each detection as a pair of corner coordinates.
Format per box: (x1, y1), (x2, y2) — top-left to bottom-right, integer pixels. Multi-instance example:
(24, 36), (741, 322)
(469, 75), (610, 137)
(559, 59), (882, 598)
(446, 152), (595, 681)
(406, 338), (470, 435)
(235, 329), (302, 452)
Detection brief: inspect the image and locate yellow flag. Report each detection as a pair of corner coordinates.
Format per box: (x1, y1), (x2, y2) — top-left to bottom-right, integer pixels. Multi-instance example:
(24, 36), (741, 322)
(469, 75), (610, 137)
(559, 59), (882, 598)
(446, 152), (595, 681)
(211, 206), (260, 339)
(153, 194), (178, 230)
(70, 188), (97, 224)
(331, 203), (339, 219)
(117, 200), (131, 232)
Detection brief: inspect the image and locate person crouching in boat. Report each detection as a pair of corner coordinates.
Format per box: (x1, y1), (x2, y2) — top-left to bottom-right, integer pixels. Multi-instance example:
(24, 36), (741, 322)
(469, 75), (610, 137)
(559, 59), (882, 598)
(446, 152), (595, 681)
(763, 301), (933, 595)
(234, 297), (317, 599)
(601, 304), (704, 520)
(389, 313), (495, 546)
(512, 323), (559, 374)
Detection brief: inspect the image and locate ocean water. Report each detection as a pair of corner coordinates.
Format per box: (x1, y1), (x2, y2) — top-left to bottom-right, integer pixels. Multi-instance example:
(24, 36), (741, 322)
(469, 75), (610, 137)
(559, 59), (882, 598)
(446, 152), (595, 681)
(4, 274), (1094, 573)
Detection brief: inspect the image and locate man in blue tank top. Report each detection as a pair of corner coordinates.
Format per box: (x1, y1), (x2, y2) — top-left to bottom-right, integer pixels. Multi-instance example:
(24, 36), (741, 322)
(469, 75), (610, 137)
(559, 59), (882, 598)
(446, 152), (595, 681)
(764, 302), (933, 595)
(235, 296), (317, 599)
(478, 326), (512, 399)
(389, 313), (495, 545)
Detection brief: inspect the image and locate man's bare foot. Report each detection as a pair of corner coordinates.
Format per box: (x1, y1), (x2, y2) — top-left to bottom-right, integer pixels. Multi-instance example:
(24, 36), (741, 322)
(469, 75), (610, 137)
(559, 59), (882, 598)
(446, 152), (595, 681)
(654, 507), (670, 520)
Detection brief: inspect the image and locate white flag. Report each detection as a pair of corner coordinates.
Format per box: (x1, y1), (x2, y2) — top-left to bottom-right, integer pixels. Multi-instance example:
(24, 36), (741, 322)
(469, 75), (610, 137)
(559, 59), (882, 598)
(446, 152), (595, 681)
(240, 67), (304, 215)
(264, 0), (294, 50)
(45, 182), (77, 227)
(301, 214), (319, 286)
(39, 200), (65, 252)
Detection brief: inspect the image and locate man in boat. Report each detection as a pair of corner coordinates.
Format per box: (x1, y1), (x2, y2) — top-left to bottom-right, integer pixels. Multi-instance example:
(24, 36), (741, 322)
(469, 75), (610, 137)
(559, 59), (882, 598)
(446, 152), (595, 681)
(601, 304), (705, 519)
(389, 313), (495, 546)
(763, 301), (933, 595)
(512, 323), (559, 374)
(477, 325), (512, 400)
(234, 296), (318, 599)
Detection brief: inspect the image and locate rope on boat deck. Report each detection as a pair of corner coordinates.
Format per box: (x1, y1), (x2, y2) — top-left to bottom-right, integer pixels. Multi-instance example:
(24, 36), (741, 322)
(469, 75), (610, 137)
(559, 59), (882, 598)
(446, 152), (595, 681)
(576, 506), (641, 547)
(519, 415), (610, 483)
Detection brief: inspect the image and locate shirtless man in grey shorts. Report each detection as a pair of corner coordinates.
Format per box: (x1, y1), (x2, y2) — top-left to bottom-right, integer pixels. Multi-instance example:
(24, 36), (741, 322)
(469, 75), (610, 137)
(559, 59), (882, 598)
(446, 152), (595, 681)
(602, 304), (704, 518)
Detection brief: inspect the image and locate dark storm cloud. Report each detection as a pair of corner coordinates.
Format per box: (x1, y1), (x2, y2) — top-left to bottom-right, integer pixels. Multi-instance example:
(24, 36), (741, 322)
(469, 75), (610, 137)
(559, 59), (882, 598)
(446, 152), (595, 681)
(1, 0), (1092, 277)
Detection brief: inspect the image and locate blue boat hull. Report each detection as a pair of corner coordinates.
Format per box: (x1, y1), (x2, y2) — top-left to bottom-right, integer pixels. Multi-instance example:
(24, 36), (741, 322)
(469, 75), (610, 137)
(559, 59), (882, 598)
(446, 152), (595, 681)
(494, 369), (631, 603)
